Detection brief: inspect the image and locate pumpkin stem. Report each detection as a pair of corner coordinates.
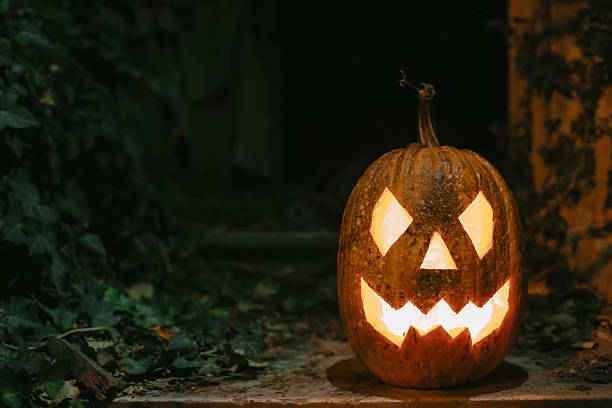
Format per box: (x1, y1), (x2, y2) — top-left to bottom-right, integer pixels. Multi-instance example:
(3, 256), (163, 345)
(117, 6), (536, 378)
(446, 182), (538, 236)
(417, 84), (439, 147)
(398, 71), (440, 147)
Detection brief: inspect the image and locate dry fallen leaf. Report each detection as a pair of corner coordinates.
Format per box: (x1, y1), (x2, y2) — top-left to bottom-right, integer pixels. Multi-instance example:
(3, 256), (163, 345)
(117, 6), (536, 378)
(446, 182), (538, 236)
(254, 282), (277, 299)
(247, 359), (268, 368)
(96, 350), (114, 367)
(126, 283), (155, 300)
(52, 380), (80, 405)
(152, 326), (179, 340)
(87, 339), (115, 351)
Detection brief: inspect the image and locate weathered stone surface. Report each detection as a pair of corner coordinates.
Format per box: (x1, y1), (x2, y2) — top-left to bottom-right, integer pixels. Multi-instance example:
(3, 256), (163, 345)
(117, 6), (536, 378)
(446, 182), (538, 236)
(111, 339), (612, 407)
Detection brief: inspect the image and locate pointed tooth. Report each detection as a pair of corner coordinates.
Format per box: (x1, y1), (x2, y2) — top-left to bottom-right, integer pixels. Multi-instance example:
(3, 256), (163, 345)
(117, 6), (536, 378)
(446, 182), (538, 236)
(416, 324), (453, 342)
(449, 327), (471, 343)
(446, 327), (467, 338)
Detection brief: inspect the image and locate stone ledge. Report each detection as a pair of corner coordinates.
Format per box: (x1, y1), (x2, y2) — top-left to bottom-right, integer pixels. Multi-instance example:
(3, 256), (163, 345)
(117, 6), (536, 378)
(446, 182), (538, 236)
(111, 339), (612, 407)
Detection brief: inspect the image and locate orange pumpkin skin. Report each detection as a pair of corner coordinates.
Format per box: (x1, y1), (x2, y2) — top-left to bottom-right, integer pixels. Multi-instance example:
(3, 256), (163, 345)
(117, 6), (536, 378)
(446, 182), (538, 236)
(337, 144), (525, 388)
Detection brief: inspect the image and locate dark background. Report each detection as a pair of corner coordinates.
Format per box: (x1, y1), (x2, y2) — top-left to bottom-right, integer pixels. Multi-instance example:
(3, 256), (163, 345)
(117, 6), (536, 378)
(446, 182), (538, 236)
(281, 2), (508, 185)
(2, 1), (610, 402)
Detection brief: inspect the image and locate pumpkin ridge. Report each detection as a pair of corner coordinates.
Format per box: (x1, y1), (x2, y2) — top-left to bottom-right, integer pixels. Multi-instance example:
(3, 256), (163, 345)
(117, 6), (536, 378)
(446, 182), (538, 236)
(338, 133), (524, 388)
(457, 148), (489, 304)
(466, 152), (513, 306)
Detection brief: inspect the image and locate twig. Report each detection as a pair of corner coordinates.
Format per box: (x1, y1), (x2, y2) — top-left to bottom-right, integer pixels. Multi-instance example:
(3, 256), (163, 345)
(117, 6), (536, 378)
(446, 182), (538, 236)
(1, 326), (115, 352)
(58, 326), (117, 342)
(1, 342), (20, 351)
(2, 341), (47, 351)
(397, 70), (420, 91)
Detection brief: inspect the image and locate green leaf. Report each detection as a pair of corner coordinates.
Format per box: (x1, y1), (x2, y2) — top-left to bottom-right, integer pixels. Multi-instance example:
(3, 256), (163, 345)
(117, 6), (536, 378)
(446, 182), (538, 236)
(42, 380), (63, 400)
(20, 200), (58, 225)
(15, 27), (53, 49)
(0, 391), (21, 408)
(119, 356), (153, 375)
(49, 258), (68, 290)
(9, 179), (40, 203)
(3, 314), (39, 331)
(28, 229), (56, 256)
(56, 182), (90, 221)
(22, 350), (42, 375)
(7, 136), (23, 159)
(3, 222), (27, 245)
(230, 332), (264, 360)
(3, 298), (41, 333)
(0, 38), (10, 52)
(80, 233), (106, 256)
(198, 359), (221, 376)
(82, 295), (121, 327)
(0, 104), (38, 130)
(68, 397), (85, 408)
(168, 332), (198, 350)
(171, 356), (200, 369)
(0, 53), (11, 67)
(103, 287), (132, 312)
(3, 194), (27, 244)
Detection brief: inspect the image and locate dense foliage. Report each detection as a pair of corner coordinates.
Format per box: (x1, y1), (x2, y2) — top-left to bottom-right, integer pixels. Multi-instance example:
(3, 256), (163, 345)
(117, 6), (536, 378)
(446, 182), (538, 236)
(507, 0), (611, 288)
(0, 2), (300, 406)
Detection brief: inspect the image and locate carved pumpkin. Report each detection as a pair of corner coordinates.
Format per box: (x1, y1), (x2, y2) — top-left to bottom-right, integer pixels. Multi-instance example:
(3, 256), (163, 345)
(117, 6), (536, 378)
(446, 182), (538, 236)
(337, 83), (524, 388)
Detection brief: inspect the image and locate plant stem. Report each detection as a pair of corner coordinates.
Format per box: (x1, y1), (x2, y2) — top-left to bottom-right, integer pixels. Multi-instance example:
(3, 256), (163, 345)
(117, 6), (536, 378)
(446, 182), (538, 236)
(417, 83), (439, 147)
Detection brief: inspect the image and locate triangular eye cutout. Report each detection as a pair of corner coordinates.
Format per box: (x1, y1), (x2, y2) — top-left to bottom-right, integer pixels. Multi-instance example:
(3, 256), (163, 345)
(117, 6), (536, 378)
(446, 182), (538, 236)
(420, 232), (457, 269)
(370, 188), (413, 256)
(459, 191), (494, 259)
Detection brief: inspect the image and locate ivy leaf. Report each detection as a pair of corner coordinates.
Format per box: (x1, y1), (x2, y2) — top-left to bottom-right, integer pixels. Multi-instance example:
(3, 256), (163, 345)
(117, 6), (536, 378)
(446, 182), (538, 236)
(55, 181), (90, 222)
(171, 356), (201, 369)
(0, 53), (11, 68)
(168, 332), (198, 351)
(27, 229), (56, 256)
(2, 297), (41, 333)
(80, 233), (106, 256)
(0, 38), (9, 52)
(42, 379), (63, 400)
(7, 136), (23, 159)
(198, 359), (221, 376)
(0, 391), (21, 408)
(3, 192), (27, 245)
(49, 258), (68, 291)
(82, 295), (121, 327)
(229, 332), (265, 360)
(0, 104), (38, 130)
(9, 179), (59, 224)
(21, 201), (58, 225)
(0, 90), (37, 130)
(15, 27), (53, 49)
(119, 356), (153, 375)
(37, 301), (77, 331)
(68, 398), (85, 408)
(20, 349), (43, 375)
(3, 221), (27, 245)
(9, 178), (39, 197)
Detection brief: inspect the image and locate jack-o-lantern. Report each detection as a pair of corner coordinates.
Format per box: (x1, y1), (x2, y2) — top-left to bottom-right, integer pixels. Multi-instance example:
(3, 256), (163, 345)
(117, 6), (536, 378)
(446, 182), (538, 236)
(337, 82), (524, 388)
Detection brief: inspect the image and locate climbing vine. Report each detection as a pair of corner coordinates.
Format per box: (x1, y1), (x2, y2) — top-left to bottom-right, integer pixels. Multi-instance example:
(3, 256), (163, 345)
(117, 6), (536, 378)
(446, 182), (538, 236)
(508, 0), (611, 287)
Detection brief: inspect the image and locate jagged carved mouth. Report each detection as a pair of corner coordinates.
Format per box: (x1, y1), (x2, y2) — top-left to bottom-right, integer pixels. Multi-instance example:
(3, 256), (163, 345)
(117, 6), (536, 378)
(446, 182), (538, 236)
(360, 278), (510, 347)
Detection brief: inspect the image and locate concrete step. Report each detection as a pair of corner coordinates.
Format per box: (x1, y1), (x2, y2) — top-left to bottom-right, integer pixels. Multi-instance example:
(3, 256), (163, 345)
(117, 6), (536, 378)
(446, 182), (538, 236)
(112, 339), (612, 407)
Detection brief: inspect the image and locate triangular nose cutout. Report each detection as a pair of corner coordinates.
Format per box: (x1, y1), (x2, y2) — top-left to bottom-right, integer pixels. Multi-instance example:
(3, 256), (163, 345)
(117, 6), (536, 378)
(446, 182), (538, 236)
(420, 232), (457, 270)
